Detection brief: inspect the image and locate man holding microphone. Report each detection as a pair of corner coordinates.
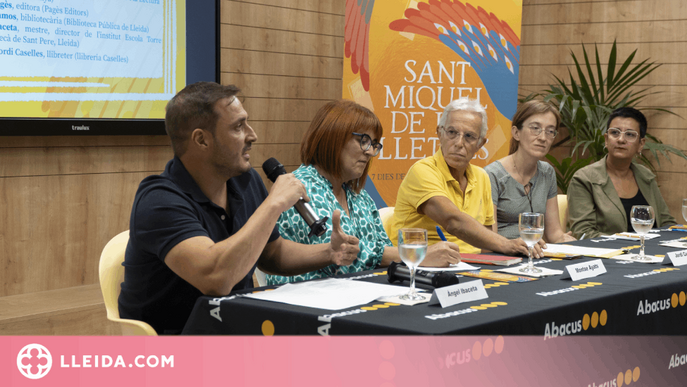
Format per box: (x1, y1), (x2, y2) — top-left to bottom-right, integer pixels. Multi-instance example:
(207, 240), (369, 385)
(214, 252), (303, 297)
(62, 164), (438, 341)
(118, 82), (360, 334)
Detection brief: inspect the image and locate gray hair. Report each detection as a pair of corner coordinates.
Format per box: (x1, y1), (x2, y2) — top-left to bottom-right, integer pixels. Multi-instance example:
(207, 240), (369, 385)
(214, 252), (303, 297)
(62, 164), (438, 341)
(437, 98), (488, 139)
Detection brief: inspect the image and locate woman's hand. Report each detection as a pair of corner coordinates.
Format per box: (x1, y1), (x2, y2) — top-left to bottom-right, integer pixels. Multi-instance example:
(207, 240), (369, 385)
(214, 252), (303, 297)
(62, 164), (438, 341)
(529, 239), (546, 259)
(557, 231), (577, 243)
(328, 210), (360, 266)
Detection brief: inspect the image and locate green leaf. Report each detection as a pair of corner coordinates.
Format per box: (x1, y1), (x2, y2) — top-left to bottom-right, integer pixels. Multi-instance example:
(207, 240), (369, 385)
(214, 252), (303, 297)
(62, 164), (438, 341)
(606, 40), (618, 86)
(582, 44), (598, 100)
(531, 42), (681, 193)
(595, 43), (606, 102)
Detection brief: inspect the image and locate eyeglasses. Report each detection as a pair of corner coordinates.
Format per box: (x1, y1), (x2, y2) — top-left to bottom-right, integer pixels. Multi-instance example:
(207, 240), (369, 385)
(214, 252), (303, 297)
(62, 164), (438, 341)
(439, 127), (480, 145)
(525, 124), (558, 139)
(607, 128), (640, 142)
(352, 132), (383, 156)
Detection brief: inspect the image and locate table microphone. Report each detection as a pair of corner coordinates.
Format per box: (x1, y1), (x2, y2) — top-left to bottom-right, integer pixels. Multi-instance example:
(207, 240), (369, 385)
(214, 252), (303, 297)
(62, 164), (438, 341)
(262, 157), (328, 237)
(387, 261), (460, 289)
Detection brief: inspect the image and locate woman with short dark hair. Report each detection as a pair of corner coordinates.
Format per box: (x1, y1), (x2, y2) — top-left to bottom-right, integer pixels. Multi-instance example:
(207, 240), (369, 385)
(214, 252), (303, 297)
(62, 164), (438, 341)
(567, 107), (676, 239)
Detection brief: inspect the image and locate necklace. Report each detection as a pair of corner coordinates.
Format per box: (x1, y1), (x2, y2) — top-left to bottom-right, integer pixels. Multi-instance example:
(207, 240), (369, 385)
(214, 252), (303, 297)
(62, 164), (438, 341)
(512, 154), (533, 195)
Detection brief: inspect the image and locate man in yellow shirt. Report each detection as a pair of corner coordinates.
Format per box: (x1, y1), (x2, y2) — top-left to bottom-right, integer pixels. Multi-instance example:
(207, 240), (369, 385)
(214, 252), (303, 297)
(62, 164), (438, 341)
(390, 98), (535, 256)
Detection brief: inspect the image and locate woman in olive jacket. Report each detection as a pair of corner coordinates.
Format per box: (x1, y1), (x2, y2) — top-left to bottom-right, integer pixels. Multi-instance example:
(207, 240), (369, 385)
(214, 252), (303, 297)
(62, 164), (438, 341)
(567, 107), (676, 239)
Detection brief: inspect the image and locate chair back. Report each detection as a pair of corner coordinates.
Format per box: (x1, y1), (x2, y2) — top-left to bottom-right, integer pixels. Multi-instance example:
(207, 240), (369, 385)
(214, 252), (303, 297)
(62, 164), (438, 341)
(254, 268), (267, 287)
(378, 207), (395, 242)
(557, 194), (569, 232)
(98, 230), (157, 335)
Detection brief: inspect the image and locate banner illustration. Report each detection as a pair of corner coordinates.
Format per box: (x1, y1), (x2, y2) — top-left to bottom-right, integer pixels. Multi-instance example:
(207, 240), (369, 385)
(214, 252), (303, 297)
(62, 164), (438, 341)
(343, 0), (523, 207)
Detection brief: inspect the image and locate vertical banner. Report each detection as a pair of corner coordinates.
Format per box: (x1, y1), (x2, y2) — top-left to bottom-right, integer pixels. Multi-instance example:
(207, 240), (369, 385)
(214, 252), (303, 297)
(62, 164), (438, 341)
(343, 0), (523, 207)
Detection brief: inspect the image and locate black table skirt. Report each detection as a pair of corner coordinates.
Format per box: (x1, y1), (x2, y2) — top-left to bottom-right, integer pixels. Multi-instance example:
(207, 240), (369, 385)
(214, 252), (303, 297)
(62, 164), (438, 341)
(183, 230), (687, 336)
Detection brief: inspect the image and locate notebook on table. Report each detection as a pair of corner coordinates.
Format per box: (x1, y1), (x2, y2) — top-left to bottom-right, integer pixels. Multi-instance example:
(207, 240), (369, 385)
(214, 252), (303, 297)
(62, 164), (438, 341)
(460, 253), (522, 266)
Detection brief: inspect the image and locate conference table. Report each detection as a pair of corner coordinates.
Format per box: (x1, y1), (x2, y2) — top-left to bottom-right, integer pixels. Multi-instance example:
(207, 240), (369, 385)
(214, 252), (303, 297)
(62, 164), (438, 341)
(182, 230), (687, 336)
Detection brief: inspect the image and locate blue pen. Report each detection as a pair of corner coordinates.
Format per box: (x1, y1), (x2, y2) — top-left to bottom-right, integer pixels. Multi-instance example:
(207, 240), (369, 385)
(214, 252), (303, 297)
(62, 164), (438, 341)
(435, 226), (448, 241)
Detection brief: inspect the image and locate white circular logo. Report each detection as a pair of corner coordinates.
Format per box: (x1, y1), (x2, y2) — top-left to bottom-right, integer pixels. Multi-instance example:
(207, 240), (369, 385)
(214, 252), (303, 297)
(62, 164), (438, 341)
(17, 344), (52, 380)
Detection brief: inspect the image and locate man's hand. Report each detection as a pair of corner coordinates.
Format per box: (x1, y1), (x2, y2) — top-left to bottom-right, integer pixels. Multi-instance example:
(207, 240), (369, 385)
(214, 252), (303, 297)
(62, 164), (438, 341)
(267, 173), (309, 213)
(502, 238), (545, 258)
(420, 242), (461, 267)
(328, 210), (360, 266)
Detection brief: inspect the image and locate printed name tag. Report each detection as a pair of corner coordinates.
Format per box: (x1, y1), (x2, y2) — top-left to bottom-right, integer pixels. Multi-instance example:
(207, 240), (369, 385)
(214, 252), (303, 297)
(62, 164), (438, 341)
(565, 259), (607, 281)
(667, 250), (687, 266)
(430, 279), (488, 308)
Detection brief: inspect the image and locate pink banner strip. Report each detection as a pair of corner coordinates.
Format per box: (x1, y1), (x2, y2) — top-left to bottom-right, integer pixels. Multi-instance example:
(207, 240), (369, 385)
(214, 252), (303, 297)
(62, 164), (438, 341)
(2, 336), (686, 386)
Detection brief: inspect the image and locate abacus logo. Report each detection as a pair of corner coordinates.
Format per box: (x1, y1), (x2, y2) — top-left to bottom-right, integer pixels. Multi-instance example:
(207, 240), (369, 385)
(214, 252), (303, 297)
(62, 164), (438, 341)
(544, 320), (582, 340)
(617, 366), (640, 386)
(624, 267), (679, 279)
(670, 291), (686, 308)
(438, 336), (505, 369)
(317, 306), (377, 335)
(636, 298), (670, 315)
(544, 310), (607, 340)
(483, 281), (509, 289)
(425, 301), (508, 321)
(669, 352), (687, 369)
(587, 366), (640, 387)
(536, 281), (602, 297)
(637, 291), (685, 316)
(17, 343), (52, 380)
(317, 298), (407, 335)
(208, 294), (248, 322)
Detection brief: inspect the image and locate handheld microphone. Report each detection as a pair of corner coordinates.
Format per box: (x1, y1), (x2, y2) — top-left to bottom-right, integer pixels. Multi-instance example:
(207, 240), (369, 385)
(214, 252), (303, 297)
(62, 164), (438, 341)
(262, 158), (329, 237)
(387, 261), (460, 289)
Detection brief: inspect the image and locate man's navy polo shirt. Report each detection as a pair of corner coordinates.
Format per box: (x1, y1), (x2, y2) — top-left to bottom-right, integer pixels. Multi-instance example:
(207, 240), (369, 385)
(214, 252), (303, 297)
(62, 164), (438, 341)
(118, 157), (280, 334)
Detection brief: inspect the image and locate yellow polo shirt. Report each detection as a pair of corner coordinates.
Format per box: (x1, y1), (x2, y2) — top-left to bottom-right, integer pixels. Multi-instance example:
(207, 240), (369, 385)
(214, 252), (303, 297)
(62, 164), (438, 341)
(389, 149), (494, 253)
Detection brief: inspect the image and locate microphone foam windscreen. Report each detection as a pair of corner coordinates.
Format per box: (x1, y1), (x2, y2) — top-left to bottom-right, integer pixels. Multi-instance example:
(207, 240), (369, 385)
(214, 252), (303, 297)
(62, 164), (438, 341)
(262, 158), (285, 182)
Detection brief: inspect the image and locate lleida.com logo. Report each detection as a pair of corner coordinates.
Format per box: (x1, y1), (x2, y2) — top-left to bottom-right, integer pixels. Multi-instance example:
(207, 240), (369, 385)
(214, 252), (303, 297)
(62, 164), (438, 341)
(17, 344), (52, 379)
(16, 343), (175, 379)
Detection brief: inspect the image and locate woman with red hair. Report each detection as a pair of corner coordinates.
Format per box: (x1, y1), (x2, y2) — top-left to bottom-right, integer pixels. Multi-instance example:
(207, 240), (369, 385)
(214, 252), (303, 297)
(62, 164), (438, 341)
(266, 100), (461, 285)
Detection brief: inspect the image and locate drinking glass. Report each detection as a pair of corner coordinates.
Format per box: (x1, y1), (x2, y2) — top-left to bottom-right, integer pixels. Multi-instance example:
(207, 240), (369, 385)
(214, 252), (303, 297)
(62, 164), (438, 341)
(519, 212), (545, 274)
(682, 198), (687, 224)
(631, 205), (655, 261)
(398, 228), (428, 301)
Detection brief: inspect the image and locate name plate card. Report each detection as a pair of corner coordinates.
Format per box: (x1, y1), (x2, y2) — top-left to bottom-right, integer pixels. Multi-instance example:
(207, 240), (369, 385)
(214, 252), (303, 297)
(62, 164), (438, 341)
(565, 259), (607, 281)
(667, 250), (687, 267)
(430, 279), (488, 308)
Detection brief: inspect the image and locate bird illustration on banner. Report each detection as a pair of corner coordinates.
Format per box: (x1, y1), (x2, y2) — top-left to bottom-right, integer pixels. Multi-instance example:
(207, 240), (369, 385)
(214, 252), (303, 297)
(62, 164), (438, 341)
(389, 0), (521, 119)
(345, 0), (375, 93)
(346, 0), (521, 120)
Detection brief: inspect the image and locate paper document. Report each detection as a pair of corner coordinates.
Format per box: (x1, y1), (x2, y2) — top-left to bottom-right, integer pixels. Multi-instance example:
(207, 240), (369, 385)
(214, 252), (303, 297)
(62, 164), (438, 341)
(609, 254), (664, 264)
(497, 265), (564, 278)
(459, 270), (538, 282)
(418, 262), (480, 272)
(378, 293), (431, 306)
(543, 244), (623, 258)
(600, 232), (661, 241)
(659, 238), (687, 249)
(244, 278), (407, 310)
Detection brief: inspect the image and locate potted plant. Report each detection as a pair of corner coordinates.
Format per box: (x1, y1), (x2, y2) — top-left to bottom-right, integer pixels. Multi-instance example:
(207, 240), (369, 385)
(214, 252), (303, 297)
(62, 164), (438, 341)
(523, 40), (687, 193)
